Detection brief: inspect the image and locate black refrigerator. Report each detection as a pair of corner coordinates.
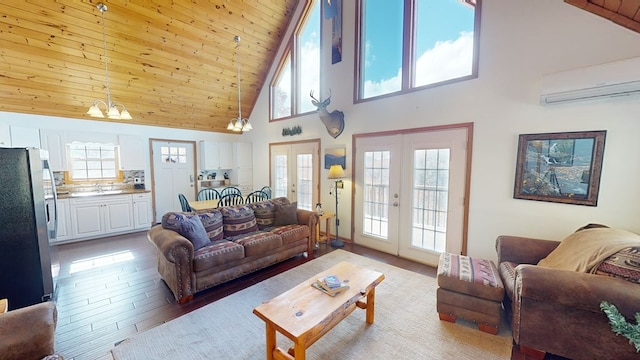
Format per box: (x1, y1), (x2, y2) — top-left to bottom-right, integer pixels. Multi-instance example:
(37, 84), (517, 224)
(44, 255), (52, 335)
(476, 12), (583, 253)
(0, 147), (58, 310)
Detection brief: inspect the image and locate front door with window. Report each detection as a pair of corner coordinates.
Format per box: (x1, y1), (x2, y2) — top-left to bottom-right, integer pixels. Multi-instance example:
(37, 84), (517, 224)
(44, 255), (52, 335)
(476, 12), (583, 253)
(354, 127), (469, 266)
(151, 140), (196, 223)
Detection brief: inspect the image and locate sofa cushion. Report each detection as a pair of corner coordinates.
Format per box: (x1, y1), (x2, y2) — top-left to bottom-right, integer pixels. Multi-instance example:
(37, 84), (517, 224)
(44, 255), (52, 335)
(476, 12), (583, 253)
(537, 228), (640, 273)
(193, 239), (245, 272)
(163, 210), (224, 242)
(250, 201), (278, 230)
(178, 215), (210, 250)
(270, 224), (310, 245)
(220, 204), (259, 238)
(232, 231), (283, 257)
(195, 209), (224, 241)
(594, 246), (640, 283)
(250, 197), (291, 229)
(274, 202), (298, 226)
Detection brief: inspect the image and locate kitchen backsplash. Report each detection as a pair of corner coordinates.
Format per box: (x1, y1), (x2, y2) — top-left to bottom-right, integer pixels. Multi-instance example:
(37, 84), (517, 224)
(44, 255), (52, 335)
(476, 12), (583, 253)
(54, 170), (145, 192)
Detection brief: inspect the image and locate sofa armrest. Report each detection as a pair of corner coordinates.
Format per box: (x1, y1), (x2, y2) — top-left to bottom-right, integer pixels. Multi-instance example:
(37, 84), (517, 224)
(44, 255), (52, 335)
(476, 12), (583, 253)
(496, 235), (560, 265)
(147, 225), (195, 303)
(296, 209), (318, 253)
(512, 265), (640, 358)
(0, 301), (57, 359)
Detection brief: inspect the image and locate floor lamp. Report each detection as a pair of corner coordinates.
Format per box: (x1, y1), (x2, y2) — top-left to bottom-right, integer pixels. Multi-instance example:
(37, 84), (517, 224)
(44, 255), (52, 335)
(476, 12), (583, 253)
(328, 164), (345, 248)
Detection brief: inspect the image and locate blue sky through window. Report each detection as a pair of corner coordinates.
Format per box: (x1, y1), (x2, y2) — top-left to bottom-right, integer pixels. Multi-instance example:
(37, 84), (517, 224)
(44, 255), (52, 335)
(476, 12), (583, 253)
(362, 0), (476, 97)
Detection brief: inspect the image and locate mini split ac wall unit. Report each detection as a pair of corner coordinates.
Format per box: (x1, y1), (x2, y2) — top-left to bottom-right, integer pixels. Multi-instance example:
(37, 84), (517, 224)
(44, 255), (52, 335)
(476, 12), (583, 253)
(540, 57), (640, 105)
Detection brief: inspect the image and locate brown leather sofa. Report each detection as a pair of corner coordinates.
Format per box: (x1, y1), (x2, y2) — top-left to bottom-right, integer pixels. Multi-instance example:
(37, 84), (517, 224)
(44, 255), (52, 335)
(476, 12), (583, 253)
(496, 234), (640, 360)
(0, 301), (62, 360)
(148, 197), (317, 304)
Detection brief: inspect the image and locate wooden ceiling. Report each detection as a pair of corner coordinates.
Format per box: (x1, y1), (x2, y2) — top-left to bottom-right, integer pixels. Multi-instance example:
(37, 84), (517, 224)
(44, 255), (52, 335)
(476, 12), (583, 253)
(565, 0), (640, 33)
(0, 1), (297, 133)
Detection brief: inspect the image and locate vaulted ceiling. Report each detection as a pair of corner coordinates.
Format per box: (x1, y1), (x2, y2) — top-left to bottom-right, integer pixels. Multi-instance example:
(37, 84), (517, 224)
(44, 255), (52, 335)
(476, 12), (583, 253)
(0, 1), (297, 133)
(0, 1), (638, 133)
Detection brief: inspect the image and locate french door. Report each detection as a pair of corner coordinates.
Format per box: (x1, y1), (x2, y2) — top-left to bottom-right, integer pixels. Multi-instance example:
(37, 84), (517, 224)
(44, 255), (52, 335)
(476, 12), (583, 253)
(270, 141), (320, 211)
(150, 140), (196, 223)
(353, 126), (470, 266)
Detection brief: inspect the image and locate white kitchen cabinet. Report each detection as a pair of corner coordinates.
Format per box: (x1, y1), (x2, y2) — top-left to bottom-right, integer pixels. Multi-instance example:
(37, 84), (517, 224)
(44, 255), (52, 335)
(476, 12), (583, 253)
(0, 123), (10, 147)
(54, 198), (72, 242)
(70, 195), (134, 239)
(119, 134), (147, 170)
(200, 141), (233, 170)
(40, 130), (68, 171)
(231, 142), (252, 194)
(132, 193), (152, 229)
(10, 126), (40, 148)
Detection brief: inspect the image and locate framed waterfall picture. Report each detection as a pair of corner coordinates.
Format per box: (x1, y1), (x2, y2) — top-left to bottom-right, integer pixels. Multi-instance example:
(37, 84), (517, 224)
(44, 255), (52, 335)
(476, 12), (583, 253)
(513, 130), (606, 206)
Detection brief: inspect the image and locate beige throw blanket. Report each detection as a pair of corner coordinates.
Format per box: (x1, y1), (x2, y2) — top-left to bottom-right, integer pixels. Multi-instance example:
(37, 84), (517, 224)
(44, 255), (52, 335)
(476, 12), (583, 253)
(537, 228), (640, 273)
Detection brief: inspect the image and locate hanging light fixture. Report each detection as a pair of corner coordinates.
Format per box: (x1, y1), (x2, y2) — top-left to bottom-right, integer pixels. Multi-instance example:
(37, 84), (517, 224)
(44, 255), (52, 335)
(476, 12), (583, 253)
(86, 3), (132, 120)
(227, 36), (252, 132)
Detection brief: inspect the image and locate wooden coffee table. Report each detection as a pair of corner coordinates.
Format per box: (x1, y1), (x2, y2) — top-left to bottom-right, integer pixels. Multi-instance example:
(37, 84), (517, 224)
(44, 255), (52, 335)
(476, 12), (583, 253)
(253, 261), (385, 360)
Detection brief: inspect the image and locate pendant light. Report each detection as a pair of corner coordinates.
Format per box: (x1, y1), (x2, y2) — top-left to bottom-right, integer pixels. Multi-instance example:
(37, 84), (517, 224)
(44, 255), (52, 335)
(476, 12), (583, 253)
(227, 36), (252, 132)
(86, 3), (132, 120)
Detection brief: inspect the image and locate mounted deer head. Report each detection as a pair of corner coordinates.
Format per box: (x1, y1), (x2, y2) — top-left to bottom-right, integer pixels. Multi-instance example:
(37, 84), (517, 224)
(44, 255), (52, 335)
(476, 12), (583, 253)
(310, 90), (345, 139)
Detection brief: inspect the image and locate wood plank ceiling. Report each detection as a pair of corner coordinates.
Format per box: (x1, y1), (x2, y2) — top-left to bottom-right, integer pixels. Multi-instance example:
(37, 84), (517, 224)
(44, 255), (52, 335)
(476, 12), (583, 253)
(0, 0), (296, 133)
(565, 0), (640, 33)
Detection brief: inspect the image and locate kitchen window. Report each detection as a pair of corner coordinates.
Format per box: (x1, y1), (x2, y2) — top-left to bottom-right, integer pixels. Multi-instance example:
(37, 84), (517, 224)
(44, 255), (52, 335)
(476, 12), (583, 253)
(67, 142), (121, 181)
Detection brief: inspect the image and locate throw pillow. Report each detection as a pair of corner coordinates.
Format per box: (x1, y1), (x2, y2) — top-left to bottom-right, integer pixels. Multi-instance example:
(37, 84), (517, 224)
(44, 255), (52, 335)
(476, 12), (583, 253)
(220, 204), (259, 238)
(195, 209), (224, 241)
(274, 202), (298, 226)
(537, 228), (640, 273)
(178, 215), (210, 251)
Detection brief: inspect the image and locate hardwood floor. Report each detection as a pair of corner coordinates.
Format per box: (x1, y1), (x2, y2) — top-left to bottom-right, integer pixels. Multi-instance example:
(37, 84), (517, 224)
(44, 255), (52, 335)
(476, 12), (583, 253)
(53, 231), (437, 360)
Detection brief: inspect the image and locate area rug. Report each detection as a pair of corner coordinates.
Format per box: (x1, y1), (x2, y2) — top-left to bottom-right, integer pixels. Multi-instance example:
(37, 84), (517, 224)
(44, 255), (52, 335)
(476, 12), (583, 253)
(111, 250), (512, 359)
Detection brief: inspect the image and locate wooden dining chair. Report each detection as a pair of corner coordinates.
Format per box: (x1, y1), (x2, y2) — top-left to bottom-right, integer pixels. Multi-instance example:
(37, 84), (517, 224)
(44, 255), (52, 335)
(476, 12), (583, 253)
(217, 193), (245, 207)
(220, 186), (242, 197)
(260, 186), (272, 199)
(197, 188), (221, 201)
(178, 193), (194, 212)
(244, 190), (268, 204)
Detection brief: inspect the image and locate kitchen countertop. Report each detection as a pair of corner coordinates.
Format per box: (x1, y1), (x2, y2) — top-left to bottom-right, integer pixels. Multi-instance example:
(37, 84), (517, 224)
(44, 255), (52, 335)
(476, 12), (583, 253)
(57, 189), (151, 199)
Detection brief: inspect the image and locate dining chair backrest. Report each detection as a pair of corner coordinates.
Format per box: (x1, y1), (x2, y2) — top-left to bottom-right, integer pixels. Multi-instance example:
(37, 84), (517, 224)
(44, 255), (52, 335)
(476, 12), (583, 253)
(244, 190), (268, 204)
(217, 193), (245, 207)
(197, 188), (221, 201)
(178, 193), (194, 212)
(260, 186), (272, 199)
(220, 186), (242, 197)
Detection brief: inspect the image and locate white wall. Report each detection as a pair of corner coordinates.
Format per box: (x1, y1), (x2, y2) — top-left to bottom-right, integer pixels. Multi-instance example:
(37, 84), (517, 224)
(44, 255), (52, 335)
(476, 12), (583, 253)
(247, 0), (640, 261)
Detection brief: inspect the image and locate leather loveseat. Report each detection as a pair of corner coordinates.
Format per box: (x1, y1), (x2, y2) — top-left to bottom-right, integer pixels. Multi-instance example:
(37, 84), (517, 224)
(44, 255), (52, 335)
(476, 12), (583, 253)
(148, 197), (317, 303)
(496, 227), (640, 360)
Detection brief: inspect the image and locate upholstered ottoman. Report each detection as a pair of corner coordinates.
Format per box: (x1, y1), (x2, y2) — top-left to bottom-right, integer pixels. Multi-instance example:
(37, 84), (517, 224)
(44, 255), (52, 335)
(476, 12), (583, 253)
(436, 253), (504, 334)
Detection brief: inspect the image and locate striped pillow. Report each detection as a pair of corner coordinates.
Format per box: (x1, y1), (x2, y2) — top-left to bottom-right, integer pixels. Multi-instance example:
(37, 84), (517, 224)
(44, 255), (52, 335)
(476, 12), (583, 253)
(250, 198), (291, 229)
(220, 204), (258, 238)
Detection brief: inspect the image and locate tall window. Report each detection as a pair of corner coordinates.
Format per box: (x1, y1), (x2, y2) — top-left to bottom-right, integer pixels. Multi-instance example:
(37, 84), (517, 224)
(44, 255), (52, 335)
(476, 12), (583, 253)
(270, 0), (320, 120)
(357, 0), (479, 100)
(68, 142), (120, 181)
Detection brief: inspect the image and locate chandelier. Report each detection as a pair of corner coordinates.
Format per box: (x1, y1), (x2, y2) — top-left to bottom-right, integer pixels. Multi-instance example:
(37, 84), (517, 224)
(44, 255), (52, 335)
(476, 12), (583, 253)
(86, 3), (132, 120)
(227, 36), (252, 132)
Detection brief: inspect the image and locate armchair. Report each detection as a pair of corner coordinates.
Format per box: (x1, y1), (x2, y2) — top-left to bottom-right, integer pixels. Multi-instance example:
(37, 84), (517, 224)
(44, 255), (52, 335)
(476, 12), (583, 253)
(0, 301), (61, 360)
(496, 234), (640, 360)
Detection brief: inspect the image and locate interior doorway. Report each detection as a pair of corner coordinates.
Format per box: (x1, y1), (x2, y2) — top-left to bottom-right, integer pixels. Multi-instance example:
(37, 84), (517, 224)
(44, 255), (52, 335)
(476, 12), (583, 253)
(352, 124), (472, 266)
(150, 139), (197, 223)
